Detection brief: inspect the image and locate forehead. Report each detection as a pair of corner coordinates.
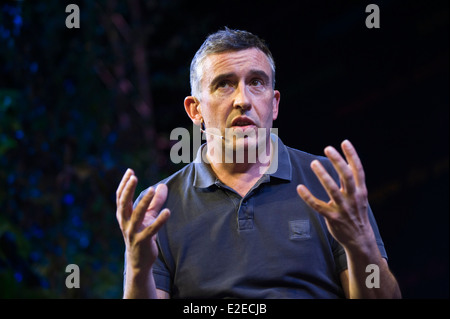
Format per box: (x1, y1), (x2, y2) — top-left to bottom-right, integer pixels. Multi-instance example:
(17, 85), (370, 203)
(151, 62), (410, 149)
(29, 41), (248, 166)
(201, 48), (272, 80)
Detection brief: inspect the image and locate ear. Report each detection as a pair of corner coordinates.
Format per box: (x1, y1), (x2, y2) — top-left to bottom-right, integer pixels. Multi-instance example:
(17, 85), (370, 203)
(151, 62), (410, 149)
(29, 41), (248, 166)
(184, 96), (202, 126)
(272, 90), (280, 121)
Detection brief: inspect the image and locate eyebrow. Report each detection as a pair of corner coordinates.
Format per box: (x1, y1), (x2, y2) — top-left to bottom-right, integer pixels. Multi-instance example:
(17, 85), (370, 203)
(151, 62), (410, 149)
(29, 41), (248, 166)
(248, 69), (270, 84)
(209, 69), (271, 91)
(209, 73), (235, 91)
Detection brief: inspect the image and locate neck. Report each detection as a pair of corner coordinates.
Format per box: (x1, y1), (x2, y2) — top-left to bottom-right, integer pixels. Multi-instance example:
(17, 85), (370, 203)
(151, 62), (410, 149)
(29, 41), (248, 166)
(205, 138), (274, 197)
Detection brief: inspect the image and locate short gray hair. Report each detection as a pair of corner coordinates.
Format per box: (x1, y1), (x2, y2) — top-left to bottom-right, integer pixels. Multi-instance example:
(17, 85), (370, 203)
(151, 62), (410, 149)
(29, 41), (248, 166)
(190, 27), (276, 98)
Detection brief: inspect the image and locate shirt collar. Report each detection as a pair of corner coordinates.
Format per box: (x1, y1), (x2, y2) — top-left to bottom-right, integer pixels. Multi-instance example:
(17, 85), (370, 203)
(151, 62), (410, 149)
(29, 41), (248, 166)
(268, 134), (292, 181)
(192, 144), (217, 188)
(193, 134), (292, 189)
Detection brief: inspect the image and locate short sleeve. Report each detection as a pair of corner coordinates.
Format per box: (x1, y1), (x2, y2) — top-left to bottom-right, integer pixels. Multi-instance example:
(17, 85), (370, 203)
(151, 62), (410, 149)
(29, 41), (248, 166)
(152, 243), (172, 294)
(332, 204), (388, 275)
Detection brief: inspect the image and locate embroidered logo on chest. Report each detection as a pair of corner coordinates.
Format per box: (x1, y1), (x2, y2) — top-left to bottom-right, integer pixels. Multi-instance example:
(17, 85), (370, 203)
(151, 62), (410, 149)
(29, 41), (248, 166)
(289, 220), (311, 240)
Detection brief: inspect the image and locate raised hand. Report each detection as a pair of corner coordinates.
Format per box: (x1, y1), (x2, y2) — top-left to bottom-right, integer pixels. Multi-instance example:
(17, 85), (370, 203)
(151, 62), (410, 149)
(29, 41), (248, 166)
(116, 168), (170, 271)
(296, 140), (375, 249)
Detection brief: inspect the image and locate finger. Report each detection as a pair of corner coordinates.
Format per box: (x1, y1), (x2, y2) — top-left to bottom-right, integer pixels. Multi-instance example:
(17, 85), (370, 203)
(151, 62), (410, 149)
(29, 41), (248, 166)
(116, 168), (134, 205)
(296, 184), (333, 218)
(142, 208), (171, 239)
(147, 184), (168, 216)
(131, 186), (155, 229)
(341, 140), (366, 188)
(131, 184), (168, 229)
(324, 146), (356, 195)
(117, 174), (138, 222)
(310, 160), (345, 207)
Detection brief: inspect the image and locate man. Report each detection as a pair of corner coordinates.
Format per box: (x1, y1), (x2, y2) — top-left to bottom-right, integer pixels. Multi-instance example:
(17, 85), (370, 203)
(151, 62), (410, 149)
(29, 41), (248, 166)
(116, 28), (401, 298)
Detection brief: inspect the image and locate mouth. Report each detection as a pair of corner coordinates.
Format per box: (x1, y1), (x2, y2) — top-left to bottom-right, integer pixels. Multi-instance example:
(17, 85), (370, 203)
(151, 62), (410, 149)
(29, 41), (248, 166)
(230, 116), (256, 129)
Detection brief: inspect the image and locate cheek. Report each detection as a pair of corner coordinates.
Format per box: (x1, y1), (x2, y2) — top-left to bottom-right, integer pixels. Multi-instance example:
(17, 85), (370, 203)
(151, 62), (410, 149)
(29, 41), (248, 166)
(259, 96), (277, 120)
(202, 107), (227, 127)
(205, 97), (233, 116)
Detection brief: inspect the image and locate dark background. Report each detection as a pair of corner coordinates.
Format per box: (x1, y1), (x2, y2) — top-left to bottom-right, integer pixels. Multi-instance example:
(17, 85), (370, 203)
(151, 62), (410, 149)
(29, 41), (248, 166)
(0, 0), (448, 298)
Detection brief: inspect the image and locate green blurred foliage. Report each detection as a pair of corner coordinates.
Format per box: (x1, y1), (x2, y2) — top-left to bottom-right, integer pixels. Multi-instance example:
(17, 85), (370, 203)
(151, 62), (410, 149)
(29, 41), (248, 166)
(0, 0), (202, 298)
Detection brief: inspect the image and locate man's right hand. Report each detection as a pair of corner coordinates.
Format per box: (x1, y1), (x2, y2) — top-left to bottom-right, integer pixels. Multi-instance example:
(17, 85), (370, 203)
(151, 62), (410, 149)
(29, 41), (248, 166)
(116, 168), (170, 275)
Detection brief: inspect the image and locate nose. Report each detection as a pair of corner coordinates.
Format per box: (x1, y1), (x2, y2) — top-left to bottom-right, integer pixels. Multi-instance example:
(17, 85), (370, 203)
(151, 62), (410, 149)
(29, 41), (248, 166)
(233, 83), (251, 111)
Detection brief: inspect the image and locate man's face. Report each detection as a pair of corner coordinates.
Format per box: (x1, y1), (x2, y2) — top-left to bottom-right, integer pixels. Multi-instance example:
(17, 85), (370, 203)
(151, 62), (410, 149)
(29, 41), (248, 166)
(198, 48), (280, 151)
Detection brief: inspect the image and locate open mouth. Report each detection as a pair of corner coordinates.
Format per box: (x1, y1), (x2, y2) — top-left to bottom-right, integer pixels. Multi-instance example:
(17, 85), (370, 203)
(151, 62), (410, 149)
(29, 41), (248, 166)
(231, 116), (256, 129)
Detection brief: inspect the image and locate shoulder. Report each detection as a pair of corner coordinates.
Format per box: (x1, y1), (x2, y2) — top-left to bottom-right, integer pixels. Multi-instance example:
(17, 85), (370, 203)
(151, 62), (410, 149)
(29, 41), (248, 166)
(286, 145), (332, 168)
(157, 162), (196, 187)
(285, 145), (338, 180)
(286, 145), (323, 161)
(134, 162), (196, 206)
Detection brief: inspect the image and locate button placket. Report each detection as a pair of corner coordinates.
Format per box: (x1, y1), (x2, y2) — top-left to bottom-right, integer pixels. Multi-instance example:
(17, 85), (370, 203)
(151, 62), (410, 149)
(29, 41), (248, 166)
(238, 197), (254, 231)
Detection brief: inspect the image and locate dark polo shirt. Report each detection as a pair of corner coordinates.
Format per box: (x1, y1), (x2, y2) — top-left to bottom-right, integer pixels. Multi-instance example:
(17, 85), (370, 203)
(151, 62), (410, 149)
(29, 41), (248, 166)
(133, 136), (387, 298)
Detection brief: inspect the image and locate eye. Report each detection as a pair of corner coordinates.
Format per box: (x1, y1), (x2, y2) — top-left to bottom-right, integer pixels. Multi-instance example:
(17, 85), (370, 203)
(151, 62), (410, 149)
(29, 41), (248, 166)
(217, 80), (232, 89)
(250, 78), (264, 87)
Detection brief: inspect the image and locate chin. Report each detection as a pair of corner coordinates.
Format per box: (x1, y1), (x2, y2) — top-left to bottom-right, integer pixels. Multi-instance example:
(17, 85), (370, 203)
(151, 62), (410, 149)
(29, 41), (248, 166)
(223, 135), (260, 164)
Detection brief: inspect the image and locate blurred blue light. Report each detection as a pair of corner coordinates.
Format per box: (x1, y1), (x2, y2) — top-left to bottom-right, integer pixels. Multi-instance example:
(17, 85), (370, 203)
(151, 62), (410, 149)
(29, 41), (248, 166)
(14, 272), (23, 283)
(13, 15), (22, 27)
(34, 104), (46, 116)
(30, 251), (41, 262)
(29, 188), (41, 198)
(15, 130), (24, 139)
(29, 172), (41, 185)
(30, 62), (38, 73)
(63, 193), (75, 205)
(53, 245), (62, 256)
(12, 15), (22, 36)
(7, 173), (15, 184)
(79, 234), (90, 248)
(30, 225), (44, 238)
(0, 27), (10, 39)
(107, 132), (117, 144)
(40, 278), (50, 289)
(3, 95), (12, 107)
(71, 214), (82, 227)
(41, 142), (49, 151)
